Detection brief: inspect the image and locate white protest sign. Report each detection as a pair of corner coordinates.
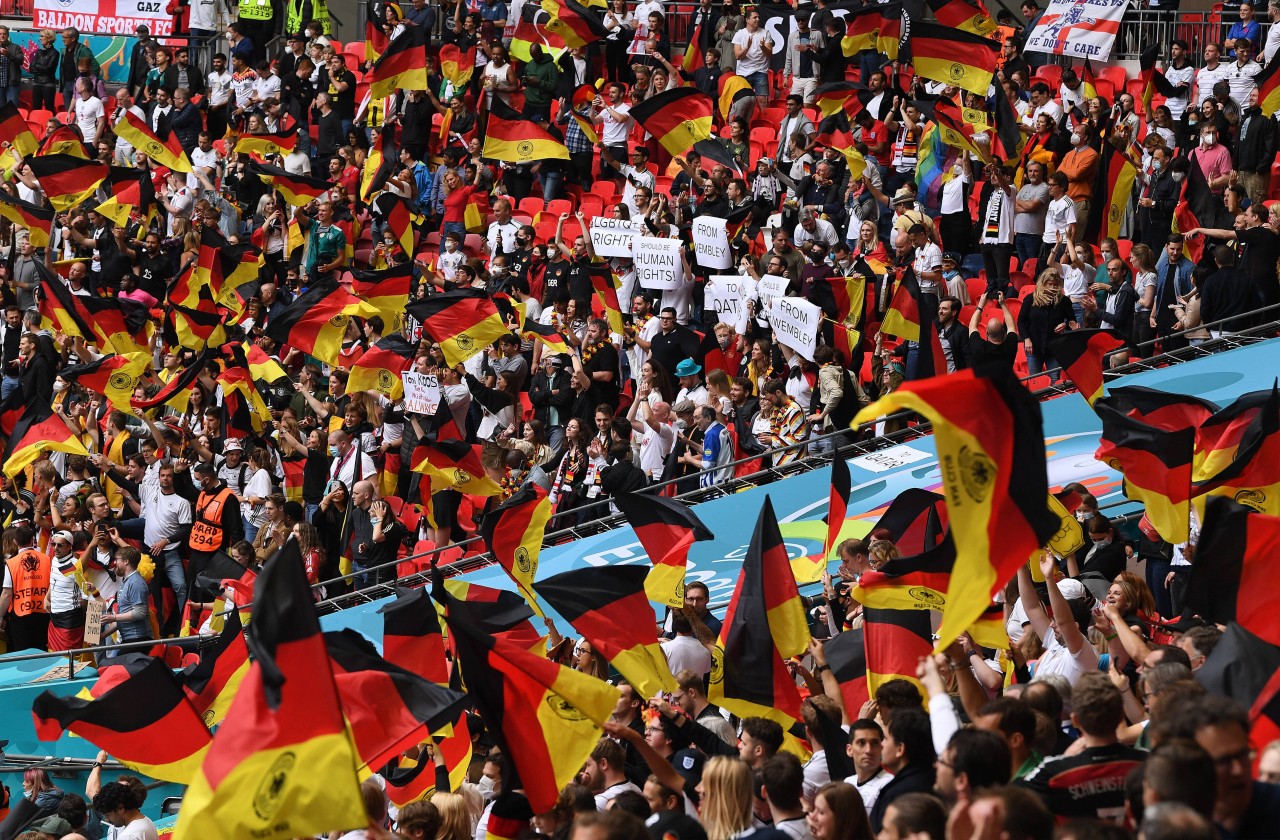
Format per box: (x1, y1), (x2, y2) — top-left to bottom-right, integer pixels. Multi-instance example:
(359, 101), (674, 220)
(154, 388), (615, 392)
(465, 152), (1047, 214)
(1023, 0), (1127, 61)
(632, 236), (685, 291)
(706, 275), (756, 334)
(692, 217), (732, 270)
(757, 274), (790, 304)
(589, 217), (643, 258)
(402, 371), (441, 416)
(768, 296), (821, 361)
(84, 599), (104, 646)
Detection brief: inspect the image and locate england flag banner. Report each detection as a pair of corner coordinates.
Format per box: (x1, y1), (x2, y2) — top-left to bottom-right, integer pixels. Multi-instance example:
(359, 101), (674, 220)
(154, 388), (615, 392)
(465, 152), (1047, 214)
(1023, 0), (1126, 61)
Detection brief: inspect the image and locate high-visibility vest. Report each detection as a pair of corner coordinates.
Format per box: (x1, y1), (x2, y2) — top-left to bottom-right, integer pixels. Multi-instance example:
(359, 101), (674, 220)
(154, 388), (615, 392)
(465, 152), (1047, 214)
(189, 487), (235, 553)
(286, 0), (331, 36)
(4, 549), (50, 616)
(239, 0), (274, 22)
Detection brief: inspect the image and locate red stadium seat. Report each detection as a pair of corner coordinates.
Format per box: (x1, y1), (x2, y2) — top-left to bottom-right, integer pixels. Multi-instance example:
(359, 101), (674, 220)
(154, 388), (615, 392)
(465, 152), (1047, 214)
(589, 180), (617, 201)
(29, 108), (51, 125)
(1099, 66), (1128, 91)
(965, 277), (986, 302)
(1032, 65), (1062, 88)
(546, 198), (573, 218)
(518, 196), (545, 216)
(579, 194), (604, 216)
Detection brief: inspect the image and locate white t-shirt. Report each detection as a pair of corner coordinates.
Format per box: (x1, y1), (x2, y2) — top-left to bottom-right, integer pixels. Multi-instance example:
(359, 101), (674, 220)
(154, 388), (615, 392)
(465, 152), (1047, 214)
(661, 633), (712, 677)
(1024, 99), (1063, 129)
(254, 73), (281, 103)
(207, 69), (233, 107)
(599, 102), (631, 146)
(244, 467), (273, 527)
(594, 780), (642, 812)
(1042, 195), (1078, 244)
(141, 488), (192, 549)
(847, 769), (892, 813)
(75, 96), (105, 145)
(48, 554), (84, 614)
(733, 28), (771, 76)
(912, 242), (943, 294)
(1060, 263), (1088, 298)
(117, 817), (160, 840)
(1033, 632), (1100, 686)
(940, 170), (970, 215)
(636, 419), (676, 479)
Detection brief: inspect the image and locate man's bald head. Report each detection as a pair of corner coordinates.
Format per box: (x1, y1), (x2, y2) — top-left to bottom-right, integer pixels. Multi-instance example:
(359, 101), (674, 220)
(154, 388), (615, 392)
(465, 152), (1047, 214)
(652, 401), (671, 422)
(987, 319), (1007, 342)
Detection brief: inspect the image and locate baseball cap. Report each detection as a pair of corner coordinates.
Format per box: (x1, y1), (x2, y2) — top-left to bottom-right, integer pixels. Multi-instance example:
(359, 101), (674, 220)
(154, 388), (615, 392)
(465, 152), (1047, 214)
(670, 748), (705, 785)
(28, 816), (72, 837)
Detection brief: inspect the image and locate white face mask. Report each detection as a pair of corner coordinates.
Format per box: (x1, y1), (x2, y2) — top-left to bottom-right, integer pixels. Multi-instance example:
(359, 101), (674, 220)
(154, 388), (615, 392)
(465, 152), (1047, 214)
(445, 241), (457, 251)
(1202, 133), (1216, 146)
(53, 380), (66, 392)
(1172, 172), (1187, 182)
(477, 774), (497, 801)
(1070, 134), (1083, 146)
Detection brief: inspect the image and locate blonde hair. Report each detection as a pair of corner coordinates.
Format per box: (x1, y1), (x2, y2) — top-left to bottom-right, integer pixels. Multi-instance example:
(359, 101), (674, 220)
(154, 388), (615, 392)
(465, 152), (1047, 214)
(700, 757), (754, 840)
(1032, 267), (1063, 307)
(1112, 570), (1157, 617)
(430, 792), (473, 840)
(707, 368), (730, 397)
(867, 539), (901, 569)
(1130, 243), (1156, 273)
(40, 27), (54, 39)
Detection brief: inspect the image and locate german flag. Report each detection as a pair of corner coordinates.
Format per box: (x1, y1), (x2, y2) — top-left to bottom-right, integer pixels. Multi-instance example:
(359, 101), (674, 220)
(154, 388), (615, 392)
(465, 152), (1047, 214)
(1094, 397), (1195, 544)
(201, 230), (262, 315)
(1048, 328), (1126, 405)
(814, 82), (863, 120)
(131, 345), (218, 411)
(927, 0), (997, 35)
(433, 571), (620, 813)
(864, 607), (932, 700)
(438, 43), (476, 89)
(692, 137), (744, 175)
(853, 365), (1058, 649)
(349, 334), (416, 399)
(406, 288), (511, 367)
(381, 753), (440, 805)
(370, 25), (429, 99)
(265, 276), (382, 365)
(853, 531), (956, 611)
(993, 84), (1024, 161)
(441, 578), (546, 651)
(872, 488), (948, 554)
(813, 129), (868, 182)
(38, 124), (90, 158)
(881, 267), (946, 379)
(925, 99), (986, 161)
(380, 587), (450, 684)
(28, 155), (108, 211)
(232, 128), (299, 157)
(710, 498), (810, 729)
(570, 84), (601, 145)
(482, 103), (572, 164)
(1186, 497), (1280, 645)
(352, 262), (413, 330)
(612, 493), (715, 608)
(371, 192), (415, 262)
(510, 3), (570, 62)
(218, 363), (272, 437)
(181, 608), (251, 728)
(1139, 45), (1180, 116)
(175, 542), (367, 839)
(58, 352), (149, 413)
(486, 792), (536, 840)
(326, 628), (469, 771)
(822, 627), (869, 718)
(909, 22), (999, 96)
(32, 657), (212, 784)
(1094, 145), (1139, 243)
(796, 456), (851, 584)
(682, 18), (705, 72)
(534, 565), (677, 698)
(362, 125), (398, 201)
(114, 109), (192, 172)
(1192, 384), (1280, 517)
(0, 191), (54, 248)
(541, 0), (609, 48)
(481, 485), (553, 611)
(3, 401), (88, 477)
(588, 265), (625, 334)
(876, 6), (903, 60)
(522, 316), (570, 353)
(164, 302), (227, 352)
(842, 4), (895, 56)
(1109, 385), (1219, 433)
(412, 439), (504, 496)
(249, 161), (334, 207)
(1258, 53), (1280, 117)
(0, 102), (38, 158)
(239, 343), (290, 390)
(718, 73), (753, 122)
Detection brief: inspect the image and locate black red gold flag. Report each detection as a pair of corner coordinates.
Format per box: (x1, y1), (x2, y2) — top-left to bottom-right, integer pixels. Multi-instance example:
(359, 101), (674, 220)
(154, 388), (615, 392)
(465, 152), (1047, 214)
(264, 276), (381, 365)
(406, 288), (512, 367)
(370, 24), (429, 98)
(823, 627), (869, 718)
(569, 84), (601, 145)
(541, 0), (610, 48)
(131, 345), (220, 411)
(433, 569), (619, 813)
(486, 792), (536, 840)
(864, 607), (932, 700)
(181, 607), (251, 728)
(717, 73), (753, 122)
(1194, 622), (1280, 753)
(440, 578), (546, 651)
(1048, 328), (1126, 404)
(1139, 45), (1180, 116)
(1259, 53), (1280, 116)
(411, 438), (504, 496)
(482, 102), (571, 163)
(373, 192), (415, 259)
(27, 154), (108, 211)
(1094, 398), (1195, 544)
(533, 564), (677, 698)
(0, 191), (54, 247)
(926, 0), (996, 34)
(481, 485), (553, 612)
(692, 137), (744, 175)
(57, 352), (149, 413)
(853, 365), (1058, 649)
(164, 302), (228, 352)
(248, 161), (334, 207)
(0, 101), (37, 158)
(439, 43), (476, 88)
(232, 128), (299, 157)
(814, 81), (864, 120)
(908, 22), (999, 95)
(522, 315), (570, 353)
(362, 125), (399, 200)
(612, 492), (715, 608)
(3, 401), (88, 477)
(710, 497), (810, 729)
(32, 657), (211, 784)
(1185, 497), (1280, 645)
(114, 109), (192, 172)
(349, 333), (416, 399)
(38, 124), (90, 158)
(681, 19), (704, 72)
(880, 267), (946, 378)
(1192, 383), (1280, 516)
(630, 88), (715, 159)
(795, 456), (851, 584)
(381, 753), (441, 806)
(872, 488), (947, 554)
(852, 531), (956, 611)
(326, 628), (469, 771)
(175, 541), (367, 839)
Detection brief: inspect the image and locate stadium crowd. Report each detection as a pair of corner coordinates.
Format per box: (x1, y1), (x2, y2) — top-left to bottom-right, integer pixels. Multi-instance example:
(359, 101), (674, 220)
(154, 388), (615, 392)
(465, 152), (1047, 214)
(0, 0), (1278, 838)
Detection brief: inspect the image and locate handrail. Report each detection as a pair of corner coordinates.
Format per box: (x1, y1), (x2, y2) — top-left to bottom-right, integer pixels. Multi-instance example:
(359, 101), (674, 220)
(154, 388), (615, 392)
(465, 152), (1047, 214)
(6, 305), (1278, 664)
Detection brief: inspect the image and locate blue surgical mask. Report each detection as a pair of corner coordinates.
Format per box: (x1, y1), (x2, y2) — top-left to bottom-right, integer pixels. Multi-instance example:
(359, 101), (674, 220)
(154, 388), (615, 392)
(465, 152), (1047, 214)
(329, 445), (340, 457)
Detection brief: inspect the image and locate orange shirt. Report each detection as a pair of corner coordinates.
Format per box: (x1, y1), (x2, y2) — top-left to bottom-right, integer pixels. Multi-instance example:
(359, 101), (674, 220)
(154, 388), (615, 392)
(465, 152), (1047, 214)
(1057, 145), (1100, 202)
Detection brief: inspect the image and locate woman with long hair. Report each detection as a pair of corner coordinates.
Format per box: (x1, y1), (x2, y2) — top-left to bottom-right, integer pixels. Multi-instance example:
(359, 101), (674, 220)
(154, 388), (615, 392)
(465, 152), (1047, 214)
(1129, 242), (1158, 356)
(252, 493), (290, 563)
(641, 360), (677, 405)
(315, 480), (349, 588)
(1109, 570), (1159, 621)
(240, 447), (274, 545)
(697, 757), (754, 840)
(293, 521), (326, 598)
(550, 417), (589, 522)
(706, 368), (733, 422)
(429, 791), (474, 840)
(496, 419), (554, 468)
(1017, 267), (1076, 380)
(807, 782), (874, 840)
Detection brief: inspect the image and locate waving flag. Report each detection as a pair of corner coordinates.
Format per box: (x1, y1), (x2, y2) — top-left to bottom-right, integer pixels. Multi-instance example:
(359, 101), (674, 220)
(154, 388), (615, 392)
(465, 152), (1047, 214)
(438, 43), (476, 88)
(248, 162), (334, 206)
(232, 128), (298, 157)
(483, 103), (572, 163)
(1049, 329), (1126, 405)
(114, 109), (192, 172)
(370, 25), (430, 99)
(1192, 384), (1280, 516)
(612, 493), (715, 608)
(3, 401), (89, 477)
(481, 485), (554, 613)
(909, 23), (999, 95)
(1186, 497), (1280, 644)
(926, 0), (997, 35)
(406, 288), (511, 367)
(58, 352), (150, 413)
(264, 276), (382, 365)
(181, 608), (251, 728)
(28, 155), (109, 210)
(0, 191), (54, 247)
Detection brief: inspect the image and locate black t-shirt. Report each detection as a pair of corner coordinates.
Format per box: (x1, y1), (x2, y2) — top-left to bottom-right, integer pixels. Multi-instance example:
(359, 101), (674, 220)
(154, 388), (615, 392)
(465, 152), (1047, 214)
(543, 258), (570, 304)
(567, 256), (594, 303)
(302, 447), (330, 503)
(136, 252), (170, 300)
(1236, 225), (1280, 305)
(584, 341), (620, 409)
(968, 330), (1019, 370)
